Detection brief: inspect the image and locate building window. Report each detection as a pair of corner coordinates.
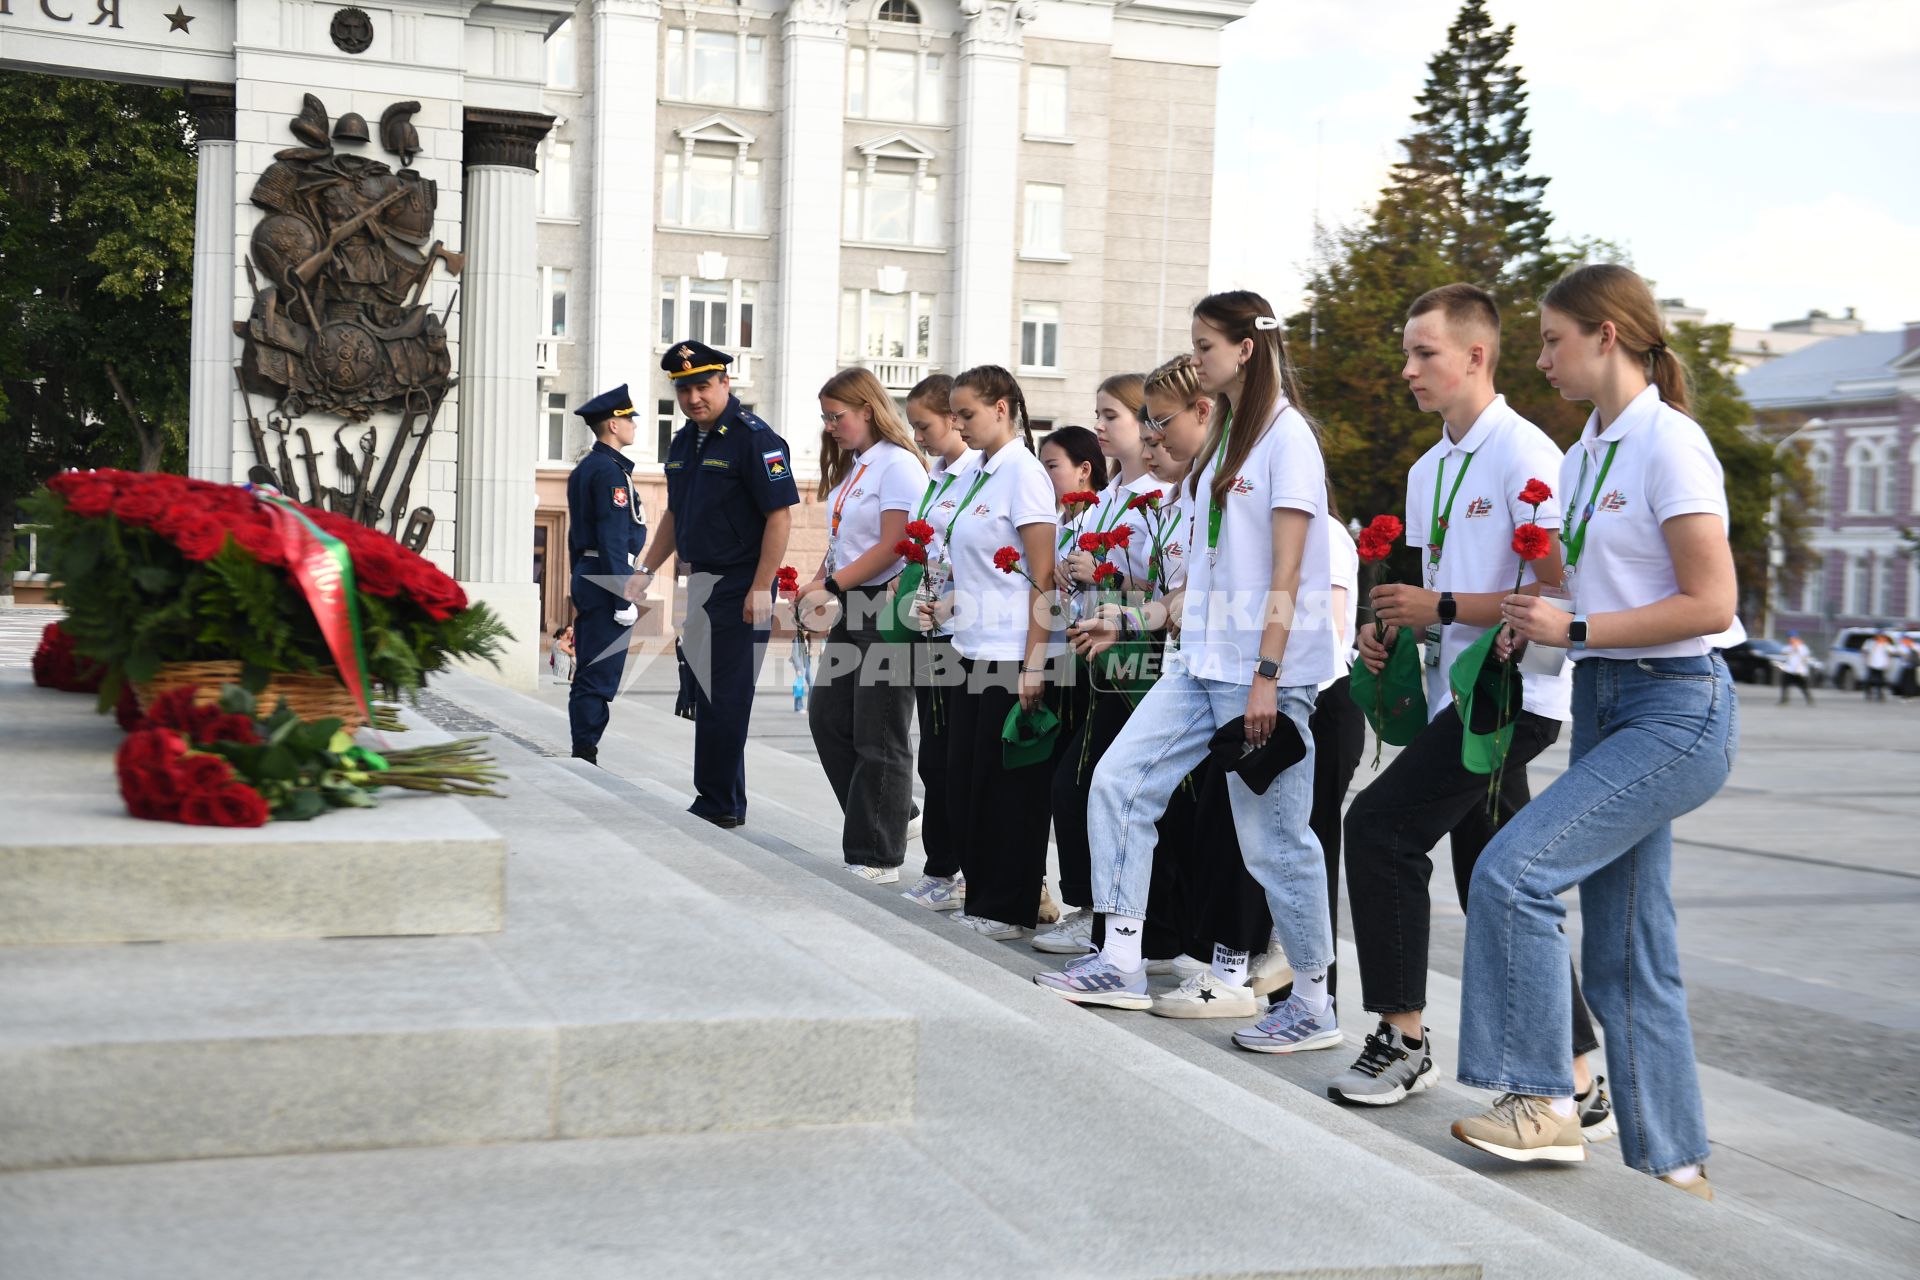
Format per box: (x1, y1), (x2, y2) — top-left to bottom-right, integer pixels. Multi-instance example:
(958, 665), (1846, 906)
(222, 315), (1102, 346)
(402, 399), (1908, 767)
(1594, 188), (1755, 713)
(545, 17), (577, 89)
(847, 45), (943, 123)
(659, 277), (758, 352)
(540, 267), (571, 338)
(1846, 436), (1892, 515)
(844, 163), (939, 246)
(1022, 182), (1066, 257)
(840, 288), (934, 387)
(1800, 558), (1823, 615)
(1027, 64), (1068, 137)
(877, 0), (920, 23)
(1020, 301), (1061, 372)
(1874, 554), (1898, 616)
(662, 118), (763, 233)
(539, 140), (574, 218)
(665, 26), (767, 108)
(656, 399), (677, 462)
(1847, 552), (1870, 616)
(1805, 442), (1832, 515)
(544, 391), (569, 461)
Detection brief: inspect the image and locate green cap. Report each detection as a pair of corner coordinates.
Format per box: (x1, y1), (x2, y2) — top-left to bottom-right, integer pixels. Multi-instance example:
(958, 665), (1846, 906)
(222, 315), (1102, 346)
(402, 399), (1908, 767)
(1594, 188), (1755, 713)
(1001, 701), (1061, 769)
(1449, 626), (1516, 775)
(1347, 625), (1427, 747)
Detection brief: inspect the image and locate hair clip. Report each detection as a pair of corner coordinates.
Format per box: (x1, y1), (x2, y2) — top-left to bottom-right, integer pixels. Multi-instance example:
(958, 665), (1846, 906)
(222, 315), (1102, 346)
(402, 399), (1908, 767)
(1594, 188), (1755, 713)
(1253, 316), (1281, 331)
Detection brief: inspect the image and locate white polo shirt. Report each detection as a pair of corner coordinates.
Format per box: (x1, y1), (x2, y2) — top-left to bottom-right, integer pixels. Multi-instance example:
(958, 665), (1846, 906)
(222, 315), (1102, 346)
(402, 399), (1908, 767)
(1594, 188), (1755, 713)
(1175, 401), (1337, 688)
(915, 447), (982, 565)
(1326, 519), (1358, 685)
(1406, 395), (1572, 722)
(823, 439), (927, 585)
(1557, 384), (1747, 661)
(1079, 470), (1164, 586)
(945, 441), (1064, 663)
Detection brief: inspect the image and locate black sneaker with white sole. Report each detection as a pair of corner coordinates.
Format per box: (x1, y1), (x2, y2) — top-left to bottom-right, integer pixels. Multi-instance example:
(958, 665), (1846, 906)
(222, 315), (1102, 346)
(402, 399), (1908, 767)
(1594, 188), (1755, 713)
(1326, 1022), (1437, 1106)
(1577, 1075), (1618, 1143)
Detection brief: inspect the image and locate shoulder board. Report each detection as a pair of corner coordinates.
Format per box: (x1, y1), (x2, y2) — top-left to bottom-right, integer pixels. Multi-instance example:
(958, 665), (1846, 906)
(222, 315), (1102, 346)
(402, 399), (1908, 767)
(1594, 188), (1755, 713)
(742, 412), (773, 433)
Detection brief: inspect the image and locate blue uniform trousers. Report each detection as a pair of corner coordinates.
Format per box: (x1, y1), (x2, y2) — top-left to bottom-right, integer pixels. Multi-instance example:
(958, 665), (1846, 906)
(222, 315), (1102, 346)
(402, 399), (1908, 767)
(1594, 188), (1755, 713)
(680, 565), (770, 821)
(567, 564), (634, 756)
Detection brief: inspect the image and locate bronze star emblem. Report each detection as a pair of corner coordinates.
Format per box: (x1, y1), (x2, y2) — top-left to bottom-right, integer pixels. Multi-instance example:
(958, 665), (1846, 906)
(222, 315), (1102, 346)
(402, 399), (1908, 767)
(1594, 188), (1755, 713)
(165, 6), (194, 31)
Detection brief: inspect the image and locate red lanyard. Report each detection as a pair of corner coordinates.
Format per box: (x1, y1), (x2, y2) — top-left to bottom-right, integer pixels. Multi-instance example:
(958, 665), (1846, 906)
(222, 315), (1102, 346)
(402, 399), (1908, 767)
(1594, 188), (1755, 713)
(830, 463), (869, 540)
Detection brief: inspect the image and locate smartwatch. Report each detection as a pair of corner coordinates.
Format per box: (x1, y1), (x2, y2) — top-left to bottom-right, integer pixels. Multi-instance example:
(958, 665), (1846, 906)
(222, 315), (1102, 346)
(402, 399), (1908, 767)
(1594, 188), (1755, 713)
(1568, 614), (1589, 651)
(1437, 591), (1457, 626)
(1253, 655), (1281, 680)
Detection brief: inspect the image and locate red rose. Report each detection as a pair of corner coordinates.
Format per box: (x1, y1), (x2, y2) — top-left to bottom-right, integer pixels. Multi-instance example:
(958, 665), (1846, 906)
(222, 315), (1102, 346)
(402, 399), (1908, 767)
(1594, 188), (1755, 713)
(119, 726), (188, 774)
(115, 685), (144, 731)
(214, 782), (271, 826)
(229, 518), (286, 566)
(1363, 514), (1405, 545)
(204, 713), (262, 745)
(1517, 478), (1553, 508)
(111, 487), (173, 527)
(61, 478), (116, 517)
(179, 752), (236, 791)
(992, 546), (1022, 573)
(350, 541), (404, 598)
(1512, 523), (1553, 561)
(903, 519), (935, 544)
(1078, 532), (1105, 554)
(144, 687), (205, 734)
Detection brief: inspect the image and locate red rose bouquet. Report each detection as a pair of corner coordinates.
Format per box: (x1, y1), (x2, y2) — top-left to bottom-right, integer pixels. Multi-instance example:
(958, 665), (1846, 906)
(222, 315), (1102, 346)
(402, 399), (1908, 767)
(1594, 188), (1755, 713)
(31, 622), (104, 694)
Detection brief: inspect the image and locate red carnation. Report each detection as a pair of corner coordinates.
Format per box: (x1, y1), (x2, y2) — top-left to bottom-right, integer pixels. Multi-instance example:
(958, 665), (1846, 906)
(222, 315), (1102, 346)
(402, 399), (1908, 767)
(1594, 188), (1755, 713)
(774, 565), (800, 595)
(1093, 562), (1121, 584)
(1512, 523), (1553, 561)
(893, 538), (928, 565)
(1104, 525), (1133, 550)
(1363, 514), (1405, 544)
(1127, 490), (1164, 512)
(1062, 491), (1100, 508)
(992, 546), (1022, 574)
(904, 519), (935, 544)
(1078, 531), (1105, 554)
(1517, 478), (1553, 508)
(1357, 531), (1392, 563)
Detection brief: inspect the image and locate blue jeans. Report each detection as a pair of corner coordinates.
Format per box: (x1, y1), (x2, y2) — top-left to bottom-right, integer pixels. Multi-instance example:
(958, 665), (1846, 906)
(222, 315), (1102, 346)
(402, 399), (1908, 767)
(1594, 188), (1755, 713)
(1458, 654), (1738, 1176)
(1088, 669), (1334, 973)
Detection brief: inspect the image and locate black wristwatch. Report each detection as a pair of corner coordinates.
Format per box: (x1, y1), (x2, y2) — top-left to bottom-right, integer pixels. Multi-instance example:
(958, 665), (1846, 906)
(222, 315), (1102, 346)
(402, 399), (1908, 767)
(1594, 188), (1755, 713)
(1253, 655), (1281, 680)
(1437, 592), (1457, 626)
(1568, 614), (1589, 650)
(824, 574), (844, 596)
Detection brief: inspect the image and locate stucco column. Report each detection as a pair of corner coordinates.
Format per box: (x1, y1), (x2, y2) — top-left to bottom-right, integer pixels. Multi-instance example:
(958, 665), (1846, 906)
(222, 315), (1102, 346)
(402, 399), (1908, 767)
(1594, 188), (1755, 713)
(185, 83), (236, 482)
(775, 0), (849, 478)
(951, 0), (1031, 368)
(588, 0), (661, 391)
(458, 108), (555, 690)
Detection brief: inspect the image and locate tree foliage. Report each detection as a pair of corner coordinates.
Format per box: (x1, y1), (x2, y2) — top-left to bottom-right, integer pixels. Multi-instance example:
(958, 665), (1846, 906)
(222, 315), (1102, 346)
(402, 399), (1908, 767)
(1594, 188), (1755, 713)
(1, 72), (196, 586)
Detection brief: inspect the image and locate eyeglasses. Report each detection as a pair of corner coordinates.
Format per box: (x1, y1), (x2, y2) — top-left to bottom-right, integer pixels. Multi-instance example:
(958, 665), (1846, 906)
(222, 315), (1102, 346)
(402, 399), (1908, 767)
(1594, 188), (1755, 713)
(1138, 407), (1177, 435)
(820, 409), (850, 426)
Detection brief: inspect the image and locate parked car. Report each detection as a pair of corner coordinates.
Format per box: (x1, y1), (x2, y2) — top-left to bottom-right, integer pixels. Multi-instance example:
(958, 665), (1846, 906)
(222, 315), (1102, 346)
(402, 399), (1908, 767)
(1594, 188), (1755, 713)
(1826, 626), (1917, 689)
(1722, 637), (1787, 685)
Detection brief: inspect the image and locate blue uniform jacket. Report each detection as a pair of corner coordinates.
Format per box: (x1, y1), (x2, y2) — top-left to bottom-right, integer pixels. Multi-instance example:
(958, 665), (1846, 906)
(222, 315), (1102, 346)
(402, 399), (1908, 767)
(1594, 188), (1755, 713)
(663, 395), (800, 570)
(567, 440), (647, 606)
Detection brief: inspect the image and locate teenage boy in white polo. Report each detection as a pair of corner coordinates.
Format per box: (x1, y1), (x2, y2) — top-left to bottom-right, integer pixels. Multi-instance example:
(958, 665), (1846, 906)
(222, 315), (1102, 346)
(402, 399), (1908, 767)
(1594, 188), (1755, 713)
(1331, 285), (1611, 1139)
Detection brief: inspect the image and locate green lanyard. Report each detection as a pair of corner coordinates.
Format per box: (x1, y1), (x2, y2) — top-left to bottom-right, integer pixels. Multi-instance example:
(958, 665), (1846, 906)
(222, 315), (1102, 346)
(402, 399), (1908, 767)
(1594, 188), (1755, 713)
(944, 468), (993, 553)
(917, 470), (959, 522)
(1426, 451), (1474, 577)
(1205, 412), (1233, 554)
(1560, 440), (1621, 569)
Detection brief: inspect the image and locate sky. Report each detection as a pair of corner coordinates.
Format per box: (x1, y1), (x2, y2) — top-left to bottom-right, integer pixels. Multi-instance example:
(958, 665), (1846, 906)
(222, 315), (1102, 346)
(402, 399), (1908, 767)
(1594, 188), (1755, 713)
(1209, 0), (1920, 333)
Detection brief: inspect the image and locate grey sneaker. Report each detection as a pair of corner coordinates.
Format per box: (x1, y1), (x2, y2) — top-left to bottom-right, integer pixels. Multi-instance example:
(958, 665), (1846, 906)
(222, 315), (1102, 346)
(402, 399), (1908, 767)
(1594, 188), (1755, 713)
(953, 912), (1027, 941)
(1031, 907), (1096, 955)
(1231, 994), (1342, 1054)
(1033, 957), (1152, 1010)
(1327, 1022), (1437, 1105)
(1577, 1074), (1618, 1143)
(901, 874), (964, 911)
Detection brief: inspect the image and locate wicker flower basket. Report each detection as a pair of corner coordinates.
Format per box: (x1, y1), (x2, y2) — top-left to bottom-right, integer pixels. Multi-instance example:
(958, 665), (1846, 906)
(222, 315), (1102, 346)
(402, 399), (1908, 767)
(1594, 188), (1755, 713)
(135, 661), (395, 732)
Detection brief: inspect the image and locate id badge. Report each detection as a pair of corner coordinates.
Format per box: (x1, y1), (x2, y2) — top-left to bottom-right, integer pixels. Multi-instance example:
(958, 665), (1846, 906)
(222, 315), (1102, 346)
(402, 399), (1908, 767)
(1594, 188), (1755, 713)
(926, 558), (953, 600)
(1422, 624), (1441, 669)
(824, 538), (838, 576)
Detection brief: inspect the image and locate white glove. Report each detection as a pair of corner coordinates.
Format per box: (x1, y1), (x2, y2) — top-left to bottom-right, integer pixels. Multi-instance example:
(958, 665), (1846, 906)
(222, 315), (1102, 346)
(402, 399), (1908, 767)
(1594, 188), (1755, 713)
(613, 604), (638, 628)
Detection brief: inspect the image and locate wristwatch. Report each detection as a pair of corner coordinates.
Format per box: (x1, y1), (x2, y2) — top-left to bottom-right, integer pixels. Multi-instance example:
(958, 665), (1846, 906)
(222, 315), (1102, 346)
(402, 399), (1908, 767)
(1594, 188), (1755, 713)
(1253, 655), (1281, 680)
(1568, 614), (1589, 650)
(1437, 591), (1457, 626)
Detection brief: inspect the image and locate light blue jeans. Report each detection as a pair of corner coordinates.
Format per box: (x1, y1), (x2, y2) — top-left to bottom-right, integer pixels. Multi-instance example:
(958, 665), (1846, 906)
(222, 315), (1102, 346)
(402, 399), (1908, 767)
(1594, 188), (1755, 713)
(1088, 668), (1334, 973)
(1458, 654), (1738, 1176)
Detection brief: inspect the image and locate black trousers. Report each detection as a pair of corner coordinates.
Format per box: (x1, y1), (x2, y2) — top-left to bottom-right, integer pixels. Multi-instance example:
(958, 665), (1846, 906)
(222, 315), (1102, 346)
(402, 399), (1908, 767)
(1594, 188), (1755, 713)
(946, 657), (1059, 928)
(1344, 703), (1600, 1056)
(680, 567), (769, 821)
(914, 636), (961, 879)
(1865, 669), (1888, 701)
(1778, 672), (1813, 704)
(808, 586), (915, 868)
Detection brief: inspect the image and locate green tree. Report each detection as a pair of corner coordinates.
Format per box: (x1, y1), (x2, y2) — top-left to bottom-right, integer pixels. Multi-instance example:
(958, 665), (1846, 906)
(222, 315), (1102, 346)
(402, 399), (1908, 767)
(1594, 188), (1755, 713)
(1, 73), (196, 597)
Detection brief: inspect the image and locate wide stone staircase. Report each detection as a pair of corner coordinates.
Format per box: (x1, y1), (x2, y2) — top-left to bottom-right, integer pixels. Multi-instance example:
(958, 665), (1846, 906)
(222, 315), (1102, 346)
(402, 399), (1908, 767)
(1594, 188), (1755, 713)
(0, 662), (1900, 1279)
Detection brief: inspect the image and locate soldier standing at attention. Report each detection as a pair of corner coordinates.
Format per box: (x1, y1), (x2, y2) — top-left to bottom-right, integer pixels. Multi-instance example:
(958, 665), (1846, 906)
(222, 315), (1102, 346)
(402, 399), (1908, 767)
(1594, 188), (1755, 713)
(567, 384), (648, 765)
(634, 341), (799, 828)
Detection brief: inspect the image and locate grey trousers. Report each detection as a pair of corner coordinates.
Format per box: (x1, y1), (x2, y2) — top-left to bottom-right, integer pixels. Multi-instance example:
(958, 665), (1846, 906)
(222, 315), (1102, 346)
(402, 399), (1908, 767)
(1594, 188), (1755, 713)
(807, 585), (915, 868)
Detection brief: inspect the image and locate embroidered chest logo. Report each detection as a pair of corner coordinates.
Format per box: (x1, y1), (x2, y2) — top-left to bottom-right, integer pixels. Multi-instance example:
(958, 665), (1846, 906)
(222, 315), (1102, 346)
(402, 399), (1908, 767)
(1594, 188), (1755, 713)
(972, 503), (993, 517)
(1230, 476), (1255, 496)
(1464, 496), (1494, 518)
(1599, 489), (1629, 512)
(935, 500), (957, 515)
(612, 487), (628, 507)
(763, 450), (789, 480)
(1166, 541), (1185, 558)
(848, 488), (864, 499)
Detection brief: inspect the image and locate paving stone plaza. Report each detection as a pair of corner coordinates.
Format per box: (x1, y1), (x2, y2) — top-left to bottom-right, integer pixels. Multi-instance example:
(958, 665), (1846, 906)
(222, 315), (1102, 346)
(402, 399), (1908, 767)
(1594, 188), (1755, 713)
(2, 610), (1914, 1278)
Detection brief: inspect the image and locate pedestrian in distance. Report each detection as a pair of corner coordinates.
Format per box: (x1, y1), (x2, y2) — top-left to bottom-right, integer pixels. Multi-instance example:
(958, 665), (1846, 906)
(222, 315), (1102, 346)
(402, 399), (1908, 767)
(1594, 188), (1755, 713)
(1778, 632), (1814, 705)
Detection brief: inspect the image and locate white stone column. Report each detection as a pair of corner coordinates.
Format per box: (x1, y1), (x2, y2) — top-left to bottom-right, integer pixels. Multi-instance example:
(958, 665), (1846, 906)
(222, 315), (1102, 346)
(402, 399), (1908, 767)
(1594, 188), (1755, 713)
(776, 0), (850, 477)
(457, 109), (555, 691)
(588, 0), (661, 391)
(185, 83), (236, 482)
(951, 0), (1031, 367)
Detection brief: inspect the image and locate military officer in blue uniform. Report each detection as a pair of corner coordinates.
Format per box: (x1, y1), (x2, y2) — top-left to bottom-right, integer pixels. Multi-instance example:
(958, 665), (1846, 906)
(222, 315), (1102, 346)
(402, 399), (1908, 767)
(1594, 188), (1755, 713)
(566, 384), (648, 764)
(634, 341), (798, 828)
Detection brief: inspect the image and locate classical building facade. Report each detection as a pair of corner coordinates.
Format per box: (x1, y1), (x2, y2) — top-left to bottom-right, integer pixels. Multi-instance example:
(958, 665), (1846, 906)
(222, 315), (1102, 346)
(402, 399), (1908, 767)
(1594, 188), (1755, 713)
(527, 0), (1250, 641)
(1743, 323), (1920, 639)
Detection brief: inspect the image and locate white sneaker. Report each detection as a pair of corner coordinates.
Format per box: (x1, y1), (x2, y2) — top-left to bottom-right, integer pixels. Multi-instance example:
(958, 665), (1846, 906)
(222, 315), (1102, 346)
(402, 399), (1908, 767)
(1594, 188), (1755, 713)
(901, 874), (963, 911)
(847, 864), (901, 885)
(1150, 970), (1260, 1020)
(954, 913), (1027, 941)
(1032, 907), (1095, 955)
(1145, 957), (1177, 976)
(904, 809), (924, 843)
(1170, 954), (1208, 981)
(1249, 940), (1294, 997)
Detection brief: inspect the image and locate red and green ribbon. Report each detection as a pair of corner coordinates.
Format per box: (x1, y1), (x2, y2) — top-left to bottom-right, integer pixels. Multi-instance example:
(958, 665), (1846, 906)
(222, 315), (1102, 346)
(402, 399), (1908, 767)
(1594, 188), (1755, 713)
(248, 487), (375, 721)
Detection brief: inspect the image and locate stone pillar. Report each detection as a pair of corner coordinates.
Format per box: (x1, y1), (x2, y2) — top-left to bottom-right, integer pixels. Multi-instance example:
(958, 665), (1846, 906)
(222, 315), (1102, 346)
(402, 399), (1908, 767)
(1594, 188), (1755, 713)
(458, 108), (555, 691)
(588, 0), (661, 392)
(776, 0), (850, 475)
(185, 83), (236, 482)
(951, 0), (1031, 367)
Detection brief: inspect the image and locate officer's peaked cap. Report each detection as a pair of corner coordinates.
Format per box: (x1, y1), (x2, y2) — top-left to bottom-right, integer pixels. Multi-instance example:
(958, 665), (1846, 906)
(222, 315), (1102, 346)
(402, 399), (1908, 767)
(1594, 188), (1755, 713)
(575, 384), (637, 422)
(661, 341), (733, 386)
